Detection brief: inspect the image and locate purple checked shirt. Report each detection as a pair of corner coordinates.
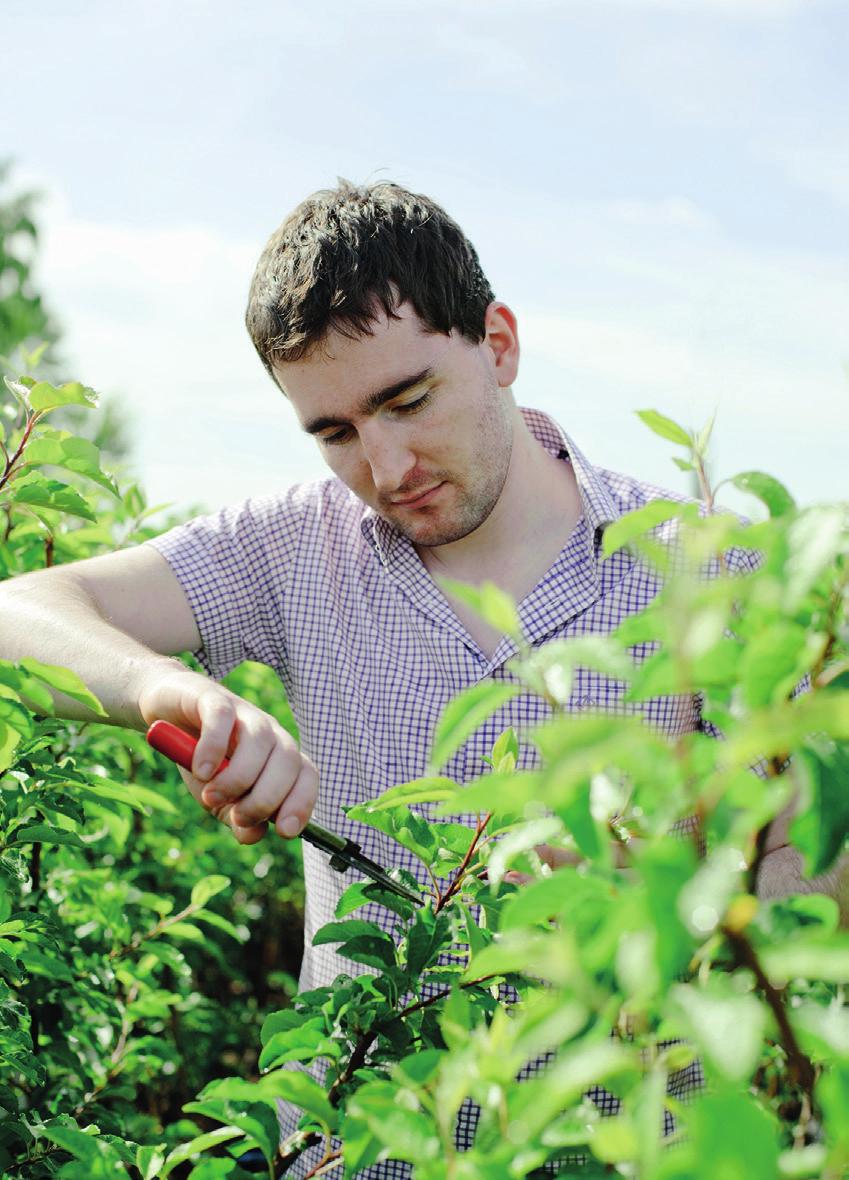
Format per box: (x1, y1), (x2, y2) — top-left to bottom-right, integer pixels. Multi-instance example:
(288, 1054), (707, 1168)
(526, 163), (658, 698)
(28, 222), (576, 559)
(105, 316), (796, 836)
(146, 408), (755, 1176)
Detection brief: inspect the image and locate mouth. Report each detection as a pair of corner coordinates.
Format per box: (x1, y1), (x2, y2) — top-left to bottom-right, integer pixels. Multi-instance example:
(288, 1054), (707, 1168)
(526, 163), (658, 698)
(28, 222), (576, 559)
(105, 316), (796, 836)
(389, 483), (445, 509)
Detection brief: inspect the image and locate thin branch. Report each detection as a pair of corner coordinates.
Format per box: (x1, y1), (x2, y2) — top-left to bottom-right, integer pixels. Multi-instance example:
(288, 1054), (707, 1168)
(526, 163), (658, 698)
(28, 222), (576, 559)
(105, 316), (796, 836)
(278, 973), (501, 1174)
(303, 1148), (343, 1178)
(0, 408), (40, 493)
(435, 812), (492, 913)
(722, 924), (816, 1099)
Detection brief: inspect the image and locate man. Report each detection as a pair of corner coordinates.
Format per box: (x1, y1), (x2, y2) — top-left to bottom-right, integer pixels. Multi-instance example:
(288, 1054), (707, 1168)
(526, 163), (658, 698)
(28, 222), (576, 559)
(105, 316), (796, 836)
(0, 180), (838, 1175)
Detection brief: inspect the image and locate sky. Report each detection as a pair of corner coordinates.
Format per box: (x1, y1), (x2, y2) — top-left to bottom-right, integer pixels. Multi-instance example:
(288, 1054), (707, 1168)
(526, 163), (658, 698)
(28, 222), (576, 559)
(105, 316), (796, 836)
(3, 0), (847, 523)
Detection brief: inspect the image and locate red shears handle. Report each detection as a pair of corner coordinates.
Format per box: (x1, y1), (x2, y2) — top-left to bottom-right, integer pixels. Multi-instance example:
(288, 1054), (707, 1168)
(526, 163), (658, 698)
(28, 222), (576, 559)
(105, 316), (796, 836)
(146, 719), (228, 776)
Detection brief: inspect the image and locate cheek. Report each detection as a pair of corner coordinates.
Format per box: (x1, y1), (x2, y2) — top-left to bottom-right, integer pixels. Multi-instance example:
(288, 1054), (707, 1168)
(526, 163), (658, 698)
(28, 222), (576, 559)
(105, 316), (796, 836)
(324, 447), (372, 492)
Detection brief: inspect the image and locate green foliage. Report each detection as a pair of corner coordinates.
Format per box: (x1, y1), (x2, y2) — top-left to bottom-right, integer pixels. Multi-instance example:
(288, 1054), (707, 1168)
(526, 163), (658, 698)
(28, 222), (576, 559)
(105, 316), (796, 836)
(167, 407), (846, 1179)
(2, 364), (849, 1179)
(0, 360), (305, 1177)
(0, 162), (61, 368)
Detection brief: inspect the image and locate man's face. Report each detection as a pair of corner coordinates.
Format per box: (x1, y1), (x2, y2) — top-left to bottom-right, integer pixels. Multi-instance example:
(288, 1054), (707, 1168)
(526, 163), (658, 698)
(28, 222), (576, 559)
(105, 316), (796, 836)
(272, 302), (517, 549)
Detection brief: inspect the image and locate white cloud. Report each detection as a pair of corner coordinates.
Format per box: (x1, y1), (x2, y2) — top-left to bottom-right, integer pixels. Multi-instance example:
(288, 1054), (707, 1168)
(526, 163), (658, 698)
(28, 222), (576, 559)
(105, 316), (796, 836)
(766, 141), (849, 209)
(31, 186), (325, 514)
(22, 176), (849, 518)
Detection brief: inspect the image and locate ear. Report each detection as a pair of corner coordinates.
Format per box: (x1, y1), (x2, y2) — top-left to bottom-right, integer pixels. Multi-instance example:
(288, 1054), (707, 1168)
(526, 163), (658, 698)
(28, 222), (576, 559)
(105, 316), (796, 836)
(482, 302), (520, 388)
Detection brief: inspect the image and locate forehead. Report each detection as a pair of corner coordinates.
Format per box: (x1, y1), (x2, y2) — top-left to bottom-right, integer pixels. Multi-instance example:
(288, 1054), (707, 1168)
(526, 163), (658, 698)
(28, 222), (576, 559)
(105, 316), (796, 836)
(272, 303), (458, 412)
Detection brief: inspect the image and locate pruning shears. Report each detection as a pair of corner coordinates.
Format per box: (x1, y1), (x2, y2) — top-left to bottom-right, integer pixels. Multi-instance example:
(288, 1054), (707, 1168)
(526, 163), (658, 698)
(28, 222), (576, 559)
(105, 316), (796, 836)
(146, 720), (422, 907)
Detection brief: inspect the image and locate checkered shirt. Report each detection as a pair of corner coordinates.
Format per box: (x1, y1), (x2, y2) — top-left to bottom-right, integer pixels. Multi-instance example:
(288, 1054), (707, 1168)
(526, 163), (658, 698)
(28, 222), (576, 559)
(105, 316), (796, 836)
(146, 408), (756, 1177)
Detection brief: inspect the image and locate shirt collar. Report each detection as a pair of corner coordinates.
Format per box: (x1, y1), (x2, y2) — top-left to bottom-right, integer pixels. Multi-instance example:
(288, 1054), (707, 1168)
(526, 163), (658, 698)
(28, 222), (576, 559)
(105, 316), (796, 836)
(359, 406), (620, 562)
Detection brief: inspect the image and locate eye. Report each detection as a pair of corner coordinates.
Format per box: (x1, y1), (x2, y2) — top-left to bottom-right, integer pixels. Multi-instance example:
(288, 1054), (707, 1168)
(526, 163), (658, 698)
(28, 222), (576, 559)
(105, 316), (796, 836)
(319, 426), (354, 447)
(392, 390), (432, 415)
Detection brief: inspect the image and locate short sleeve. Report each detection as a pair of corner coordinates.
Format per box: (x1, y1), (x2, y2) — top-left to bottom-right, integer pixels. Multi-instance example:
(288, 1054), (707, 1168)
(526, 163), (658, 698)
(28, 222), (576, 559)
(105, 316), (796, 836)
(144, 494), (302, 681)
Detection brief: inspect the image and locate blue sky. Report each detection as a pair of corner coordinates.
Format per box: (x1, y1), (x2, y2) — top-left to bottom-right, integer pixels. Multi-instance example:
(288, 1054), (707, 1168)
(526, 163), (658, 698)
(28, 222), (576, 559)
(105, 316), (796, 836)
(3, 0), (847, 518)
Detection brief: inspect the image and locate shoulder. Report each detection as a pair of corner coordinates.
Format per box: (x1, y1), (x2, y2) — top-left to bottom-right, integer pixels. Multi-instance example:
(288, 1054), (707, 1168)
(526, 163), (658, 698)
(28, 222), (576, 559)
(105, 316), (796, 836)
(595, 465), (760, 575)
(596, 466), (694, 516)
(146, 477), (370, 566)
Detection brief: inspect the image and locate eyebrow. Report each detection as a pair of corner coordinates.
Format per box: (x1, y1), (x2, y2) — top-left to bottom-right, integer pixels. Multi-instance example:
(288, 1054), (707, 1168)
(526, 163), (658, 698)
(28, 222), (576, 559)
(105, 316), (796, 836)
(302, 367), (435, 436)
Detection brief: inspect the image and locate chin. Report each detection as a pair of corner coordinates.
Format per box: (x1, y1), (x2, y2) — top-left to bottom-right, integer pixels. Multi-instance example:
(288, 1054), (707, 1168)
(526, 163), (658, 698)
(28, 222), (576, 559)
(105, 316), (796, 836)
(396, 513), (487, 548)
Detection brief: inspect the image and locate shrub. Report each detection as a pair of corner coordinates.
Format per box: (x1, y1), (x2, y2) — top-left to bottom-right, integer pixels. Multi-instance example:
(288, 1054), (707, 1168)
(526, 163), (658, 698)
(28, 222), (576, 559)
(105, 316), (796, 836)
(1, 375), (848, 1179)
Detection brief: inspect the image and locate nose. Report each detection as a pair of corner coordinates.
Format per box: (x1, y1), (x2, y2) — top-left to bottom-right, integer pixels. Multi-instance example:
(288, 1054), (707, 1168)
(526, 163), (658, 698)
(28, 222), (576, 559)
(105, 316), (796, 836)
(359, 423), (415, 493)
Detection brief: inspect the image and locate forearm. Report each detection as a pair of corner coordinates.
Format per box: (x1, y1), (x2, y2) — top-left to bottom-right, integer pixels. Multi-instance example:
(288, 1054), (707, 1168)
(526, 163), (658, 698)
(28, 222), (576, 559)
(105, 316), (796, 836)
(0, 574), (188, 729)
(756, 845), (849, 927)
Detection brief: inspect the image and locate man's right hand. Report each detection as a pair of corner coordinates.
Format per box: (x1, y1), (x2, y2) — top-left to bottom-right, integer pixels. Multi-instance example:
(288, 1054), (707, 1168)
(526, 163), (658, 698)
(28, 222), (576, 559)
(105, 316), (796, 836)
(138, 667), (318, 845)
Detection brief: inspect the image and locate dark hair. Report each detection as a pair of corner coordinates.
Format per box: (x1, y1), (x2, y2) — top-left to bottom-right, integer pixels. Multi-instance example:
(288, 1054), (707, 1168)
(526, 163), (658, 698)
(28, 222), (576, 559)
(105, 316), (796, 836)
(245, 179), (495, 379)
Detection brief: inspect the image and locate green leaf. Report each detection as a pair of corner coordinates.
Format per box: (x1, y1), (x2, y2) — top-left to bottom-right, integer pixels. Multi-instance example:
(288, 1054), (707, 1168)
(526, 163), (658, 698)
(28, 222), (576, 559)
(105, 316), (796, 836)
(19, 430), (119, 496)
(486, 817), (564, 886)
(667, 982), (766, 1083)
(253, 1067), (337, 1129)
(74, 776), (178, 814)
(0, 692), (34, 738)
(344, 1085), (441, 1166)
(559, 781), (601, 860)
(39, 1124), (126, 1170)
(405, 908), (451, 978)
(738, 622), (810, 709)
(136, 1145), (168, 1180)
(335, 879), (416, 920)
(4, 377), (30, 411)
(512, 637), (632, 706)
(728, 471), (796, 518)
(636, 409), (692, 447)
(790, 741), (849, 877)
(694, 410), (717, 457)
(429, 679), (521, 771)
(19, 658), (107, 716)
(0, 660), (56, 713)
(6, 472), (97, 521)
(685, 1088), (779, 1180)
(601, 499), (697, 559)
(490, 726), (519, 771)
(258, 1019), (341, 1070)
(161, 1126), (245, 1177)
(11, 824), (85, 848)
(436, 577), (522, 643)
(162, 921), (206, 943)
(724, 692), (849, 767)
(500, 868), (582, 931)
(20, 948), (76, 981)
(313, 918), (392, 947)
(783, 507), (845, 611)
(777, 1146), (828, 1179)
(0, 719), (23, 773)
(677, 844), (745, 938)
(192, 909), (247, 942)
(190, 874), (230, 908)
(761, 935), (849, 983)
(346, 801), (436, 867)
(363, 776), (459, 812)
(182, 1099), (279, 1167)
(27, 380), (99, 412)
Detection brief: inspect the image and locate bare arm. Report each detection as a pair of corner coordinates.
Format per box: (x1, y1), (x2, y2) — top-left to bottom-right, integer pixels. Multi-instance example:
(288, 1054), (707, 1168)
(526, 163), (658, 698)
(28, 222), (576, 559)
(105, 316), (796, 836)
(0, 546), (317, 843)
(756, 798), (849, 926)
(0, 545), (201, 727)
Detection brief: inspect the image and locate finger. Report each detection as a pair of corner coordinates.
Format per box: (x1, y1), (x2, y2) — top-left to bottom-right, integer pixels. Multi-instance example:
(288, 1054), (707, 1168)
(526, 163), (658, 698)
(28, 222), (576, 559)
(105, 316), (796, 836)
(503, 871), (533, 886)
(191, 693), (241, 782)
(272, 757), (319, 838)
(176, 766), (268, 844)
(143, 676), (239, 780)
(227, 814), (268, 845)
(205, 725), (301, 810)
(534, 843), (582, 870)
(228, 745), (317, 833)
